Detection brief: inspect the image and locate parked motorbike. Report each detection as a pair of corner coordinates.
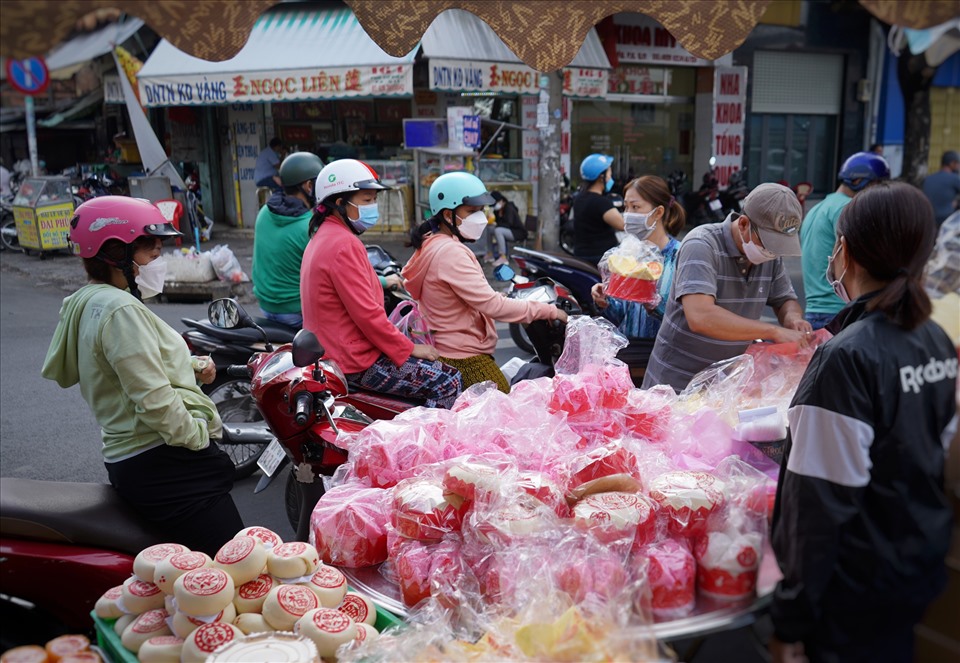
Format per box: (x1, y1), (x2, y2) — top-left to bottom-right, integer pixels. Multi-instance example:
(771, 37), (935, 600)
(207, 299), (420, 542)
(0, 193), (18, 252)
(719, 168), (749, 218)
(494, 266), (580, 383)
(0, 423), (267, 649)
(181, 245), (409, 479)
(499, 262), (653, 387)
(673, 159), (724, 228)
(510, 245), (602, 353)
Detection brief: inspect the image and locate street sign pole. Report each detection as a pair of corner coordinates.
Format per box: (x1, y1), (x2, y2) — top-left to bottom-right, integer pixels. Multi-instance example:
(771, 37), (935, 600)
(6, 57), (51, 178)
(24, 96), (39, 176)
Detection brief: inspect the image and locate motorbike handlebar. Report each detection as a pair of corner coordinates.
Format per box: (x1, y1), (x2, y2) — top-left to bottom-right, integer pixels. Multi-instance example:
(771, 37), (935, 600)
(226, 364), (252, 378)
(293, 390), (313, 426)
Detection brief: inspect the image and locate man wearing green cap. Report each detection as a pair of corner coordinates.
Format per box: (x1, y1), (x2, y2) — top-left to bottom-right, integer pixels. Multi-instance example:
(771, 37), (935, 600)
(252, 151), (325, 328)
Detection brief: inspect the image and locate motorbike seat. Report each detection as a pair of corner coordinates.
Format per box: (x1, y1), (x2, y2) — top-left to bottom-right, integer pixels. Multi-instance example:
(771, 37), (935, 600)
(346, 384), (426, 409)
(0, 477), (166, 556)
(182, 318), (295, 344)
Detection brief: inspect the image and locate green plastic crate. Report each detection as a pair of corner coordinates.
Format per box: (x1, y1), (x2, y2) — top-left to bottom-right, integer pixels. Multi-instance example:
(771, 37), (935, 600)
(91, 601), (402, 660)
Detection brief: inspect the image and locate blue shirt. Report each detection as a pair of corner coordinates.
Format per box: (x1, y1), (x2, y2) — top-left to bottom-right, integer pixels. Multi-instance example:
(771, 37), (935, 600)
(800, 191), (852, 315)
(601, 237), (680, 339)
(922, 170), (960, 225)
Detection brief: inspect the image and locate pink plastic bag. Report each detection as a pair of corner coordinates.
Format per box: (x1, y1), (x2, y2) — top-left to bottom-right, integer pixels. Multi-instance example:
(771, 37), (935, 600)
(387, 300), (434, 346)
(310, 482), (391, 568)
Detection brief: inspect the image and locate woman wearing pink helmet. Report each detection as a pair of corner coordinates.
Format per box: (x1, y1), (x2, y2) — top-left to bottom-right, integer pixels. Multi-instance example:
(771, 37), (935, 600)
(41, 196), (243, 555)
(301, 159), (461, 407)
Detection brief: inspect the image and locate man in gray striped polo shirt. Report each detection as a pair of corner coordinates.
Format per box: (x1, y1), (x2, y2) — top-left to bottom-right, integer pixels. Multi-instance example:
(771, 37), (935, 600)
(642, 183), (813, 392)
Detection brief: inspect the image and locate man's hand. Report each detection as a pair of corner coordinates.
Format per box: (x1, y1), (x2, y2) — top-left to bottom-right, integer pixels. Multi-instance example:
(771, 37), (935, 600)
(770, 637), (808, 663)
(782, 314), (813, 334)
(770, 326), (810, 346)
(411, 344), (439, 362)
(591, 283), (608, 309)
(384, 274), (403, 291)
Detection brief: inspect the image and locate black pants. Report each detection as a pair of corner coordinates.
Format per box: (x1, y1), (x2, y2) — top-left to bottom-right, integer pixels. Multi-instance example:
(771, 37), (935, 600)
(106, 441), (243, 556)
(803, 605), (926, 663)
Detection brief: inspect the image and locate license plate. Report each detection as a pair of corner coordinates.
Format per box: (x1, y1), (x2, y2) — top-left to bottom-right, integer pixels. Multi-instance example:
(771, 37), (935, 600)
(257, 439), (286, 477)
(709, 198), (723, 211)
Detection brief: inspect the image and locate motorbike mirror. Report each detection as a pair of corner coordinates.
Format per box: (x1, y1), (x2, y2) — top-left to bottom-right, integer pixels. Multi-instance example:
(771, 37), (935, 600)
(292, 329), (326, 367)
(207, 298), (251, 329)
(493, 264), (516, 282)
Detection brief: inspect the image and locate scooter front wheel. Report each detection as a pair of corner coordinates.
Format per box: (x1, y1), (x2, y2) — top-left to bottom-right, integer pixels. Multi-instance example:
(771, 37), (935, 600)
(0, 216), (18, 252)
(509, 322), (535, 355)
(205, 377), (266, 480)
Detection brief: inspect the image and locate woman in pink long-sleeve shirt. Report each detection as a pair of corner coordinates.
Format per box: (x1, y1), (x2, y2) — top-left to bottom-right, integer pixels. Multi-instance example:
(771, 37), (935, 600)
(402, 172), (567, 393)
(300, 159), (461, 408)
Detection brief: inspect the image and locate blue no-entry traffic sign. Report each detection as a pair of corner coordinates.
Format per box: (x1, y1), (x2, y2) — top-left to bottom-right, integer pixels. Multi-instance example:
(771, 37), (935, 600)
(5, 57), (50, 95)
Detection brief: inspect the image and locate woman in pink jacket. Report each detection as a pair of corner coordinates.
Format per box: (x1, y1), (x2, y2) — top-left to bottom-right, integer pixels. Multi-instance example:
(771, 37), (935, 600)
(300, 159), (461, 407)
(402, 172), (567, 393)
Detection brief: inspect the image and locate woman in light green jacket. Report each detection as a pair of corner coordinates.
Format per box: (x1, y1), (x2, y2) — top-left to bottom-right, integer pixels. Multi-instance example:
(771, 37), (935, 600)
(42, 197), (243, 555)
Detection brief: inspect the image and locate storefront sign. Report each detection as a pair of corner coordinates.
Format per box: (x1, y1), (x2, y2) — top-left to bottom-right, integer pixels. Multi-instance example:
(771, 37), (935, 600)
(104, 73), (125, 104)
(138, 65), (413, 107)
(229, 103), (262, 228)
(608, 66), (667, 96)
(430, 59), (608, 99)
(612, 14), (708, 67)
(562, 68), (608, 99)
(712, 66), (748, 188)
(430, 58), (539, 95)
(462, 115), (481, 149)
(447, 106), (473, 150)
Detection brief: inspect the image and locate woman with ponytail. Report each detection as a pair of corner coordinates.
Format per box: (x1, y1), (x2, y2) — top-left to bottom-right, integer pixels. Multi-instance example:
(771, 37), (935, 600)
(591, 176), (685, 341)
(770, 182), (957, 663)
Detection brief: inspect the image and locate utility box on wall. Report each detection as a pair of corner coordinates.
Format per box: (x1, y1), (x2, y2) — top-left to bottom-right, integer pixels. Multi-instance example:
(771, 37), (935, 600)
(129, 176), (173, 203)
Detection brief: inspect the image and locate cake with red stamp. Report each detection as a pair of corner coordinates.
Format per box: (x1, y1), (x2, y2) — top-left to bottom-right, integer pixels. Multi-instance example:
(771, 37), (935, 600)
(648, 470), (725, 537)
(262, 584), (320, 631)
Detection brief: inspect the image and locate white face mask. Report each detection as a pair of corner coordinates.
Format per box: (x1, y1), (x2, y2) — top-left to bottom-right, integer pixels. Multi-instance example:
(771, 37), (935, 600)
(134, 257), (167, 299)
(624, 209), (659, 240)
(740, 223), (777, 265)
(493, 201), (505, 211)
(456, 210), (488, 241)
(825, 242), (851, 303)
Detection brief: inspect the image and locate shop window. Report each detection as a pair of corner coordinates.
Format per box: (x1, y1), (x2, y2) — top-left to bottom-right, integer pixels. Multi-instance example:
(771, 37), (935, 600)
(746, 113), (837, 195)
(572, 98), (695, 186)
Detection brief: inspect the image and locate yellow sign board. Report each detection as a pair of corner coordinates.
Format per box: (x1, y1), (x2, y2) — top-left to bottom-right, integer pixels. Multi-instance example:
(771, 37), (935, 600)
(35, 202), (74, 250)
(12, 206), (39, 249)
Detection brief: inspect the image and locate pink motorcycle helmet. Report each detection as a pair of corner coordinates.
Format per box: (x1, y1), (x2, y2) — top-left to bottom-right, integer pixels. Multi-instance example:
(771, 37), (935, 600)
(70, 196), (181, 259)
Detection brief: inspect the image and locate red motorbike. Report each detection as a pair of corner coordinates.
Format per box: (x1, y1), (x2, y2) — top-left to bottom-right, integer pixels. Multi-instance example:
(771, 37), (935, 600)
(208, 299), (419, 542)
(0, 421), (275, 648)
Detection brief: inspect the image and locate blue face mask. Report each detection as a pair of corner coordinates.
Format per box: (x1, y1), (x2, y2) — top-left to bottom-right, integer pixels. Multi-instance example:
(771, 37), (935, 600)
(348, 200), (379, 233)
(604, 177), (614, 193)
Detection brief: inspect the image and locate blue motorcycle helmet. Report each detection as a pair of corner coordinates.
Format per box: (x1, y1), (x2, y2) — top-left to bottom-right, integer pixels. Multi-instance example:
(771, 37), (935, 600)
(429, 171), (495, 217)
(579, 153), (614, 183)
(838, 152), (890, 192)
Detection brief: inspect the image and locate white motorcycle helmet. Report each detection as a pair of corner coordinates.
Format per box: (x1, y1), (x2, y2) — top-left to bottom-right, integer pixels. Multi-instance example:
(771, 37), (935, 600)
(314, 159), (389, 201)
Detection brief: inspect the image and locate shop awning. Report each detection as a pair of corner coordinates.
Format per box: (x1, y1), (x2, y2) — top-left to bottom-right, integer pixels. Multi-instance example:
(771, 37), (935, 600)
(422, 9), (610, 97)
(37, 88), (103, 128)
(45, 18), (144, 75)
(136, 7), (418, 107)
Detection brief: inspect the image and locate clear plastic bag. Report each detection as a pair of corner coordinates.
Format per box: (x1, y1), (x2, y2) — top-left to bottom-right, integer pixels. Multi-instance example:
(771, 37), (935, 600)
(387, 300), (435, 346)
(207, 244), (249, 283)
(598, 234), (665, 306)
